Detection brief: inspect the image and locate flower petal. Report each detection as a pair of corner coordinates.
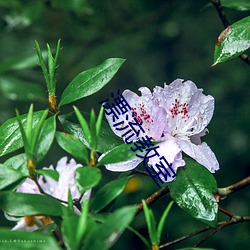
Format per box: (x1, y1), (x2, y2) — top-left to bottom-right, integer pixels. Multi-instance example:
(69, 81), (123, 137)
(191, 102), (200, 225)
(178, 138), (219, 173)
(105, 158), (143, 172)
(148, 136), (185, 182)
(16, 178), (40, 194)
(153, 79), (214, 136)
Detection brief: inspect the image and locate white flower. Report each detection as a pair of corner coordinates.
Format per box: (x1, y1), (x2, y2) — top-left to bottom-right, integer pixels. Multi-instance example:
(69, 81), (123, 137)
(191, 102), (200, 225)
(102, 79), (219, 181)
(12, 157), (90, 231)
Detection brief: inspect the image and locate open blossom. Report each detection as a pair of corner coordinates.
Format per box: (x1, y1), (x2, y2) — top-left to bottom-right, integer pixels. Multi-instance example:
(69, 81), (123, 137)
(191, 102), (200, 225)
(11, 157), (90, 231)
(103, 79), (219, 181)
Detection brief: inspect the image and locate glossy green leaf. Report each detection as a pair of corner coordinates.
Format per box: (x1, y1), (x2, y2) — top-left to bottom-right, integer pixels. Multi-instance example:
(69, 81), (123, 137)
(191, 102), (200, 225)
(56, 131), (89, 165)
(97, 143), (140, 166)
(59, 113), (122, 153)
(91, 176), (132, 213)
(0, 76), (46, 102)
(4, 154), (28, 175)
(213, 16), (250, 65)
(36, 169), (59, 181)
(221, 0), (250, 11)
(0, 164), (27, 190)
(0, 228), (60, 250)
(83, 205), (137, 250)
(0, 111), (44, 157)
(75, 167), (102, 194)
(59, 58), (125, 106)
(0, 192), (65, 216)
(36, 116), (56, 162)
(168, 159), (218, 227)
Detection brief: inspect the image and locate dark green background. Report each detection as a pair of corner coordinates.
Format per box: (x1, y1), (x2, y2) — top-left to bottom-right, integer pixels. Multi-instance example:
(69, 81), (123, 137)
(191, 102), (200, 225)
(0, 0), (249, 249)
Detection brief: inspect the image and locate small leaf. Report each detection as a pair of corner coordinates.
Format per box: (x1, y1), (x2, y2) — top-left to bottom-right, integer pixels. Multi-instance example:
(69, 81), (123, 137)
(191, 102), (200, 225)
(0, 192), (65, 216)
(213, 16), (250, 65)
(157, 201), (174, 244)
(221, 0), (250, 11)
(59, 58), (125, 106)
(0, 111), (44, 157)
(96, 106), (104, 140)
(59, 112), (123, 153)
(168, 159), (218, 227)
(142, 200), (157, 245)
(0, 76), (46, 102)
(0, 164), (27, 190)
(56, 131), (89, 165)
(36, 116), (56, 162)
(83, 205), (137, 250)
(75, 167), (102, 194)
(97, 143), (138, 166)
(91, 176), (132, 213)
(73, 106), (91, 146)
(36, 169), (59, 181)
(0, 228), (60, 250)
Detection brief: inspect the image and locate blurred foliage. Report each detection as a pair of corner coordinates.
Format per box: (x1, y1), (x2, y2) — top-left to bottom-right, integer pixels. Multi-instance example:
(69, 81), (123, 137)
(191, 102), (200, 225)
(0, 0), (249, 249)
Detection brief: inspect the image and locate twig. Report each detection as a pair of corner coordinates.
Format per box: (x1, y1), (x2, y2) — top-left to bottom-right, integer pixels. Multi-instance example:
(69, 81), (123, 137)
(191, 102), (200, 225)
(218, 206), (235, 218)
(211, 0), (250, 66)
(134, 169), (152, 177)
(218, 176), (250, 199)
(136, 186), (169, 215)
(193, 216), (250, 247)
(160, 216), (250, 249)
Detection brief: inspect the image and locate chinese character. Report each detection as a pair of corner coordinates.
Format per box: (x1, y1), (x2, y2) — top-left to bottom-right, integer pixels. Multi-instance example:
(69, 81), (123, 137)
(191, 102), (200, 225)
(145, 156), (176, 188)
(113, 113), (145, 144)
(131, 135), (154, 152)
(135, 146), (160, 166)
(99, 89), (131, 122)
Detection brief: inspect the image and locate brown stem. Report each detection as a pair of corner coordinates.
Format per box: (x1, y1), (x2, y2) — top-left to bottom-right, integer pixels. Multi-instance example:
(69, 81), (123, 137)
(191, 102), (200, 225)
(136, 186), (169, 215)
(193, 216), (250, 247)
(218, 206), (235, 218)
(218, 176), (250, 198)
(211, 0), (250, 66)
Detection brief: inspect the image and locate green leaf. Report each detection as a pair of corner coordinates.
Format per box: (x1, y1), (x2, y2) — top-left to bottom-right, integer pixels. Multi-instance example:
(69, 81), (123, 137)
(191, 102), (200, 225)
(36, 116), (56, 162)
(62, 215), (80, 250)
(73, 106), (91, 147)
(0, 76), (46, 102)
(0, 192), (65, 216)
(4, 153), (28, 175)
(221, 0), (250, 11)
(0, 164), (27, 190)
(75, 167), (102, 194)
(36, 169), (59, 181)
(56, 131), (89, 165)
(127, 226), (151, 248)
(90, 109), (97, 150)
(168, 159), (218, 227)
(142, 200), (157, 245)
(97, 143), (139, 166)
(0, 110), (44, 157)
(213, 16), (250, 65)
(0, 228), (60, 250)
(96, 106), (104, 140)
(59, 113), (122, 153)
(157, 201), (174, 244)
(59, 58), (125, 106)
(83, 205), (137, 250)
(91, 176), (132, 213)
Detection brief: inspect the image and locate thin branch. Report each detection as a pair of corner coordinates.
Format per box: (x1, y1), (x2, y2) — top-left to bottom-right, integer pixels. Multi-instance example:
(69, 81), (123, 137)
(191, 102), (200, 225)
(211, 0), (250, 66)
(136, 186), (169, 215)
(193, 216), (250, 247)
(134, 169), (152, 177)
(160, 216), (250, 249)
(218, 206), (235, 218)
(218, 176), (250, 198)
